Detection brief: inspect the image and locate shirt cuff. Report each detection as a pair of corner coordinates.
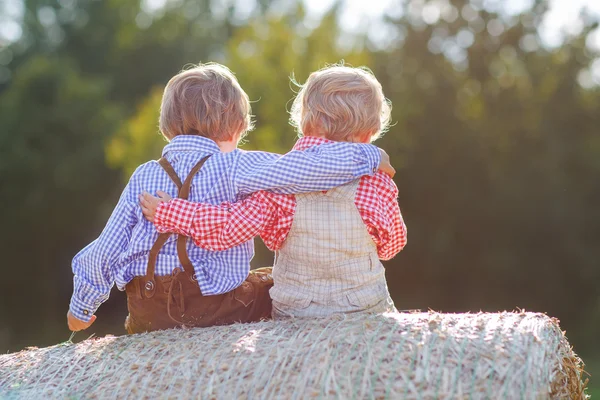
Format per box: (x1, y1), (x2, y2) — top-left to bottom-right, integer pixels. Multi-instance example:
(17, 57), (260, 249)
(69, 297), (97, 322)
(69, 276), (105, 322)
(154, 198), (197, 235)
(357, 144), (381, 176)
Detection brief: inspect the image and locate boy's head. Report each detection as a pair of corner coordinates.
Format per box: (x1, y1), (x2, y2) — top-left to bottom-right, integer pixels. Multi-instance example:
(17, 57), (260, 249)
(159, 63), (253, 142)
(290, 65), (391, 143)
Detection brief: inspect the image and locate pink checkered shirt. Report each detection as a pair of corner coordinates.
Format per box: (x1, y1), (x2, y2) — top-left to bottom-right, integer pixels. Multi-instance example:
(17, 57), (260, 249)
(154, 137), (407, 260)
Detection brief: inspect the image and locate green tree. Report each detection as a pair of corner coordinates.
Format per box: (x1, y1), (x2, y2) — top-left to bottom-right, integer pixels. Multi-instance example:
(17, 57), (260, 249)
(1, 0), (599, 370)
(370, 0), (600, 352)
(0, 56), (121, 349)
(106, 86), (165, 177)
(226, 4), (371, 153)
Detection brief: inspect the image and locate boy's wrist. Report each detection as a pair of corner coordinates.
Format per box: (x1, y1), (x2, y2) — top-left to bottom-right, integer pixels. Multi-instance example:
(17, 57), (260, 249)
(154, 198), (196, 234)
(69, 299), (96, 323)
(70, 277), (103, 322)
(357, 144), (382, 175)
(153, 201), (171, 231)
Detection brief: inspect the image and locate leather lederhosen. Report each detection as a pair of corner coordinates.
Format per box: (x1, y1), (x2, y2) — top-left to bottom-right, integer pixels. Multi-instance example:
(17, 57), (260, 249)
(124, 156), (273, 334)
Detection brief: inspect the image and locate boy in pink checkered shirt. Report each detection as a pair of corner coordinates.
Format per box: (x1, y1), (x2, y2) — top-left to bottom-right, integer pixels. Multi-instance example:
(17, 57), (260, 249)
(141, 65), (407, 319)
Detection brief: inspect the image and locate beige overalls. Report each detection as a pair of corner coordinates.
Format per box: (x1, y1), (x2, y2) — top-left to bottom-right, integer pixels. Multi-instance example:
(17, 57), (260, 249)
(271, 179), (396, 319)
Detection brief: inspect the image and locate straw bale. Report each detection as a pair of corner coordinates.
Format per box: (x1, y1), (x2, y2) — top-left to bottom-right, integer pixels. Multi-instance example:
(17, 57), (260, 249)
(0, 311), (587, 399)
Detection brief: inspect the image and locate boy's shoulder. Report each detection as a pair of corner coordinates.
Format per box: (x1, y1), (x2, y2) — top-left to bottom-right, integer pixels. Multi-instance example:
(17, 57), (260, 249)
(125, 159), (177, 188)
(130, 159), (162, 178)
(234, 148), (280, 166)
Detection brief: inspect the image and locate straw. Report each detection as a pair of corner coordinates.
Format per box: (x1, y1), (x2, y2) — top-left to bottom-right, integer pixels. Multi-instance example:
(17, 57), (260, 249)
(0, 311), (588, 399)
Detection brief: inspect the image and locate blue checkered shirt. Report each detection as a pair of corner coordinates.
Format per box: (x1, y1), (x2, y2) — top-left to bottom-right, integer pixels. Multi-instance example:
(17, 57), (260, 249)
(70, 136), (381, 321)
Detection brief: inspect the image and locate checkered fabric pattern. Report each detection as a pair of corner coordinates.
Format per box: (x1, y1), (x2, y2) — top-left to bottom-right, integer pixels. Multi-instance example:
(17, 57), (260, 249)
(270, 179), (396, 318)
(154, 137), (407, 260)
(154, 192), (296, 252)
(70, 135), (381, 322)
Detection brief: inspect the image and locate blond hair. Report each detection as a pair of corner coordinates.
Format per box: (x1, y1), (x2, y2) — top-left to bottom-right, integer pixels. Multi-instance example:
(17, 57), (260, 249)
(290, 65), (391, 143)
(159, 63), (253, 142)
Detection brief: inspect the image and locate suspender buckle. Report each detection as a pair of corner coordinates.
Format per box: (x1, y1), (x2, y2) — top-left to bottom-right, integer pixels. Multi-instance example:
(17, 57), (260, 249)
(144, 280), (156, 298)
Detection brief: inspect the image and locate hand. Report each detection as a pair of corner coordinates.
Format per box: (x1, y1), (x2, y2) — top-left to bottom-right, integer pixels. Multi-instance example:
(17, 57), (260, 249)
(67, 311), (96, 331)
(378, 148), (396, 178)
(140, 191), (172, 222)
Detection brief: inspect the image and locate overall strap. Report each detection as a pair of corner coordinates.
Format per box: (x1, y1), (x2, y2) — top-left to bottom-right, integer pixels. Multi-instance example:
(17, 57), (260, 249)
(143, 156), (210, 298)
(176, 157), (209, 277)
(158, 157), (183, 189)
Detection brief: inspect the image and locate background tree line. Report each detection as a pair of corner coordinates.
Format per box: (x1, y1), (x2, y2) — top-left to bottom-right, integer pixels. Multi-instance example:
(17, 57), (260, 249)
(1, 0), (599, 393)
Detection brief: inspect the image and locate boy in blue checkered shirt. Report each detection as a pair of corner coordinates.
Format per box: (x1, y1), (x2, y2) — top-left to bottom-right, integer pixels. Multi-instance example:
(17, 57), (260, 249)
(67, 63), (393, 333)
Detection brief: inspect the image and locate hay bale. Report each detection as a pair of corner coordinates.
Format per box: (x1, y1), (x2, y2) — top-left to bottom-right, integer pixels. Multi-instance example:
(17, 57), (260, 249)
(0, 312), (587, 399)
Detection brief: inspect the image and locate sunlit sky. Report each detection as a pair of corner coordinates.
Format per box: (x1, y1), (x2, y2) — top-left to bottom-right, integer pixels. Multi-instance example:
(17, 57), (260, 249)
(304, 0), (600, 49)
(1, 0), (600, 50)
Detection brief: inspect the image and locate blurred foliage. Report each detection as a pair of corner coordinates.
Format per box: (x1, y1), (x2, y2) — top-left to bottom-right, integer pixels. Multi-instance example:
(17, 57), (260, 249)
(106, 86), (165, 177)
(1, 2), (599, 392)
(225, 5), (372, 152)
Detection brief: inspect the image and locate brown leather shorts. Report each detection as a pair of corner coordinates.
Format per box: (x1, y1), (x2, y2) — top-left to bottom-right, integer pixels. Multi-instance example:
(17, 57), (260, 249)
(124, 267), (273, 334)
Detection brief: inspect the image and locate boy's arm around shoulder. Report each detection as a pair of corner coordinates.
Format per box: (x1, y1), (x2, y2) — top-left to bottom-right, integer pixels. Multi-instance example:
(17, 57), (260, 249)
(69, 165), (142, 326)
(152, 190), (294, 251)
(369, 172), (407, 261)
(234, 142), (384, 196)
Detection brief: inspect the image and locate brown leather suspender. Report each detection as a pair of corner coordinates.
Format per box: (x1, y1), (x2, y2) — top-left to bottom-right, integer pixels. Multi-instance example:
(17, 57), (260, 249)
(143, 156), (210, 299)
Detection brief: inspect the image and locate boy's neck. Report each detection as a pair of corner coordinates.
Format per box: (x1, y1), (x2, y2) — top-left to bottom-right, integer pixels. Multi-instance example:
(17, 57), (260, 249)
(215, 138), (238, 153)
(305, 132), (371, 144)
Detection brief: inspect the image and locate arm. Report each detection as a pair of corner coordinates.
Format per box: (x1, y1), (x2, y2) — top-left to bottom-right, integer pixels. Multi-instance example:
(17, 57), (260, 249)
(69, 173), (139, 327)
(378, 192), (407, 261)
(357, 173), (407, 260)
(144, 191), (294, 251)
(235, 142), (384, 196)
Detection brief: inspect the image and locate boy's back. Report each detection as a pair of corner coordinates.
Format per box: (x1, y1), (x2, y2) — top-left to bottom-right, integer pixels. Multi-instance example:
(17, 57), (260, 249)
(139, 65), (406, 321)
(67, 62), (383, 332)
(72, 135), (380, 314)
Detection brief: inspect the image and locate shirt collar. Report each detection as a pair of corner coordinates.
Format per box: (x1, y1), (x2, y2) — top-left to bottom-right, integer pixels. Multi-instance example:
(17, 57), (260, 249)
(292, 136), (335, 151)
(161, 135), (222, 157)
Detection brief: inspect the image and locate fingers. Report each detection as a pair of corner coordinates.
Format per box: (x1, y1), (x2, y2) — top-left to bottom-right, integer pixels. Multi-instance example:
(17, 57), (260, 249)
(68, 318), (81, 331)
(140, 193), (156, 208)
(139, 205), (155, 222)
(379, 148), (390, 161)
(67, 312), (96, 331)
(156, 191), (172, 201)
(378, 162), (396, 178)
(140, 192), (156, 206)
(139, 191), (170, 223)
(140, 194), (155, 209)
(139, 194), (157, 222)
(388, 166), (396, 178)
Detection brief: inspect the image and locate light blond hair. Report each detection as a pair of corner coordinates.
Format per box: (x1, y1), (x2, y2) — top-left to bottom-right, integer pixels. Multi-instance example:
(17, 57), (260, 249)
(290, 65), (391, 143)
(159, 63), (253, 142)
